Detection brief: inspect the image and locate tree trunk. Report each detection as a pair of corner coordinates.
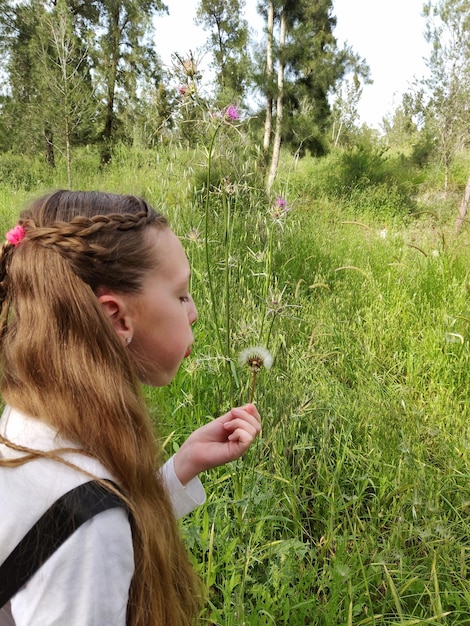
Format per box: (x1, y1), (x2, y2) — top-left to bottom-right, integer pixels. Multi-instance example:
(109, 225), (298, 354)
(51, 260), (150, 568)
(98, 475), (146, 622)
(100, 70), (116, 167)
(100, 7), (120, 168)
(65, 116), (72, 189)
(262, 0), (274, 154)
(44, 124), (55, 168)
(266, 7), (285, 195)
(454, 173), (470, 233)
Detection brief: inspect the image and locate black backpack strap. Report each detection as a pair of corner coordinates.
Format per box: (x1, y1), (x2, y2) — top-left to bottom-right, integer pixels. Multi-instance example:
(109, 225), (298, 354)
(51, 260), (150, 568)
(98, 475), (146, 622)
(0, 479), (127, 608)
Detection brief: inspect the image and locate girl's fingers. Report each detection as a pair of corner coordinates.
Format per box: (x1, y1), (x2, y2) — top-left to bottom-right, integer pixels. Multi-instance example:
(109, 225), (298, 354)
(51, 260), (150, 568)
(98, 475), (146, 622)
(224, 414), (261, 435)
(240, 403), (261, 423)
(224, 420), (259, 439)
(228, 430), (255, 444)
(217, 404), (261, 426)
(224, 413), (262, 447)
(229, 406), (261, 425)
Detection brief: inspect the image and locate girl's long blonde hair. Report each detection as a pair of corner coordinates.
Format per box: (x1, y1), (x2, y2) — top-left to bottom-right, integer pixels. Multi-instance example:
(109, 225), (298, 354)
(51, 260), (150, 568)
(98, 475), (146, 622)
(0, 190), (202, 625)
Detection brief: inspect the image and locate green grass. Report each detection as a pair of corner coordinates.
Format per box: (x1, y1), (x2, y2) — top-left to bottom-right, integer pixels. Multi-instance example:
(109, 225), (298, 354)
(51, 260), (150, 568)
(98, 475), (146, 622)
(2, 145), (470, 624)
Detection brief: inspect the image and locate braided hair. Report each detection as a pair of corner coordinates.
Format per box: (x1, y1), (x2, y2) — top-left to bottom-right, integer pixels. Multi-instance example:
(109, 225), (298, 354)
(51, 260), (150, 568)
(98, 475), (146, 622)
(0, 190), (202, 625)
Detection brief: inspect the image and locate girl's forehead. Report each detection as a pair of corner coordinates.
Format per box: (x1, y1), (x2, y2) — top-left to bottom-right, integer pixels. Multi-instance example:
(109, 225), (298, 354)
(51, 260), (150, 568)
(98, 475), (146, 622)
(150, 227), (190, 280)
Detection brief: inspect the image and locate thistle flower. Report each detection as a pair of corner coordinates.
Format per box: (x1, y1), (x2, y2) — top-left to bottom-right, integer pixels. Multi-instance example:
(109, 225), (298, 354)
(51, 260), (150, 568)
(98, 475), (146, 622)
(272, 196), (291, 219)
(183, 58), (198, 77)
(239, 345), (273, 403)
(224, 104), (239, 121)
(187, 227), (202, 244)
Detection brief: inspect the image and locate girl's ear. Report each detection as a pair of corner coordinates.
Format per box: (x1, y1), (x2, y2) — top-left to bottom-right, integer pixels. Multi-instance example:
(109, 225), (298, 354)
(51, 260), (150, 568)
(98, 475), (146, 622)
(97, 292), (133, 346)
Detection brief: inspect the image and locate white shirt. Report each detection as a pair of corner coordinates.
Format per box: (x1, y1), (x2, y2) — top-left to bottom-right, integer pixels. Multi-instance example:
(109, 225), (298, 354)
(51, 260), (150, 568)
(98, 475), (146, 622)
(0, 406), (206, 626)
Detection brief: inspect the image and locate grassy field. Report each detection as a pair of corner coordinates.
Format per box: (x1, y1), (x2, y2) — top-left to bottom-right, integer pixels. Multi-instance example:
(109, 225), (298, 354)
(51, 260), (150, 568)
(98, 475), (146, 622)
(1, 142), (470, 625)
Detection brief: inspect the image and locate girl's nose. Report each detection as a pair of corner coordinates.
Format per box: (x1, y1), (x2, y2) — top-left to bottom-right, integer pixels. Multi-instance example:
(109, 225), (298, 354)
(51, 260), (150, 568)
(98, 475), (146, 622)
(189, 298), (198, 325)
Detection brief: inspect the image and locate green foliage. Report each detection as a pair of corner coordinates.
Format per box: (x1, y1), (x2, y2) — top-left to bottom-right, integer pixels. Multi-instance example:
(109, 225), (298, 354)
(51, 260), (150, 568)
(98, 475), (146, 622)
(195, 0), (252, 105)
(279, 145), (419, 219)
(0, 152), (54, 190)
(419, 0), (470, 187)
(410, 129), (437, 168)
(2, 146), (470, 624)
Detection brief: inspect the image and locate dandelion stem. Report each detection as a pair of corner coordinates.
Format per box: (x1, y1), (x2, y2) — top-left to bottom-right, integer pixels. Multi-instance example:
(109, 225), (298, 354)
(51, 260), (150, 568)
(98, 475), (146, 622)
(249, 370), (257, 404)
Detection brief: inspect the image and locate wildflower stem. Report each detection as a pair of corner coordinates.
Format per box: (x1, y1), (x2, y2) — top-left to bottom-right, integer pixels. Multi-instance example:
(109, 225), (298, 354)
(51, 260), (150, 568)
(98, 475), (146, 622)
(264, 311), (277, 349)
(258, 221), (274, 342)
(204, 125), (224, 357)
(223, 191), (231, 361)
(222, 191), (235, 400)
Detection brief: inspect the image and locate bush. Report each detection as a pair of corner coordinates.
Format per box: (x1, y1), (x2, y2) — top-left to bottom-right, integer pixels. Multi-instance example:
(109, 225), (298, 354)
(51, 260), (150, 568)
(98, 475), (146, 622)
(284, 146), (419, 217)
(0, 153), (53, 190)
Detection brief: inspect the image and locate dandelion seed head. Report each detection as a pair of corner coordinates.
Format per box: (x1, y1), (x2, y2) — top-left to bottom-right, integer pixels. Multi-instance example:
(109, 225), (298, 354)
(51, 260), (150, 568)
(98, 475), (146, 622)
(239, 345), (273, 372)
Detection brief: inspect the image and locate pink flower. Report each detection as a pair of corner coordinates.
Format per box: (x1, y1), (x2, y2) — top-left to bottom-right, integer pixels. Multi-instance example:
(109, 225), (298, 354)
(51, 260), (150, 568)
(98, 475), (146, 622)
(179, 85), (188, 96)
(224, 104), (239, 121)
(6, 225), (25, 246)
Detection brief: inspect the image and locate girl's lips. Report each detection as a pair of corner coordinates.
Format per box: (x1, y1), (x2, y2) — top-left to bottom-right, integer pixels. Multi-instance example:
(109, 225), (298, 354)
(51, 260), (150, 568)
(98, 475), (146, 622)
(184, 347), (191, 358)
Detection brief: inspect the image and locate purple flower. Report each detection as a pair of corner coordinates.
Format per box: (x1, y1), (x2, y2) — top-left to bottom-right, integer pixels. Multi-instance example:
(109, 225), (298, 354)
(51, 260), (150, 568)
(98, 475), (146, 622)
(273, 197), (291, 216)
(224, 104), (239, 121)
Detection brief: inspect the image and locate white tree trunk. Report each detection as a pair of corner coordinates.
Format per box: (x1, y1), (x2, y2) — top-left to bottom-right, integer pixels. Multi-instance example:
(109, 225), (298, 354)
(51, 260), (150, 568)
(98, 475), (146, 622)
(263, 1), (274, 153)
(266, 7), (285, 194)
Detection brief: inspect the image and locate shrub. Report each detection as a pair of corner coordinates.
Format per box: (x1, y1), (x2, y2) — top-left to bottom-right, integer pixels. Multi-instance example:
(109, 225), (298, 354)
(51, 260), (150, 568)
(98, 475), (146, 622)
(0, 152), (53, 190)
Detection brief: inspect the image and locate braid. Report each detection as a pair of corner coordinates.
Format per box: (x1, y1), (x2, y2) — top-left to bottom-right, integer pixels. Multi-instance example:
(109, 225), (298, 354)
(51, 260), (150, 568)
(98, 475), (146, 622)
(25, 210), (153, 240)
(22, 211), (152, 260)
(7, 192), (167, 294)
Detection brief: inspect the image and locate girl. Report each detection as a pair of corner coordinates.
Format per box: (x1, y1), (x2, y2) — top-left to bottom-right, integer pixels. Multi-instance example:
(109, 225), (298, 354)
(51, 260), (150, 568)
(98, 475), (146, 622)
(0, 190), (261, 625)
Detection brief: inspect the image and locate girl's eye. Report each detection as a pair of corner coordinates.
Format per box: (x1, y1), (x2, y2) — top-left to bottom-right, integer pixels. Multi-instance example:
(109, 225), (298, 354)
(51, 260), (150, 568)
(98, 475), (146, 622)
(180, 296), (191, 303)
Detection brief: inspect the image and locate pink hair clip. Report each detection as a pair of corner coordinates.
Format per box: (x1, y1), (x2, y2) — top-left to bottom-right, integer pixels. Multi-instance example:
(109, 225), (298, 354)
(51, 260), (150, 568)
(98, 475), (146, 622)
(5, 225), (25, 247)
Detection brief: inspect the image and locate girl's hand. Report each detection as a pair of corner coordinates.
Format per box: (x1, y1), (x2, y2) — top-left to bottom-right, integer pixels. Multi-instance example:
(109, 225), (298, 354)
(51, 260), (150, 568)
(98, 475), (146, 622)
(172, 404), (261, 485)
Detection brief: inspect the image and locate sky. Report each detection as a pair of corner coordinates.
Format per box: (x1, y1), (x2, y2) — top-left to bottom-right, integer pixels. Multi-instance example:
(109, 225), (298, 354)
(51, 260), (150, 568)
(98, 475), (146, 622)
(154, 0), (431, 129)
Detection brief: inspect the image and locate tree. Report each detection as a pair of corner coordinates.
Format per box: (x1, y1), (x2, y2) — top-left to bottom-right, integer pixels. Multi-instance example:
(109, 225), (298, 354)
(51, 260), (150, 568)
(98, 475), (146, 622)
(262, 0), (274, 153)
(195, 0), (251, 106)
(0, 0), (168, 163)
(257, 0), (370, 190)
(36, 0), (96, 186)
(421, 0), (470, 190)
(266, 3), (284, 193)
(0, 0), (50, 156)
(91, 0), (168, 166)
(330, 68), (373, 148)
